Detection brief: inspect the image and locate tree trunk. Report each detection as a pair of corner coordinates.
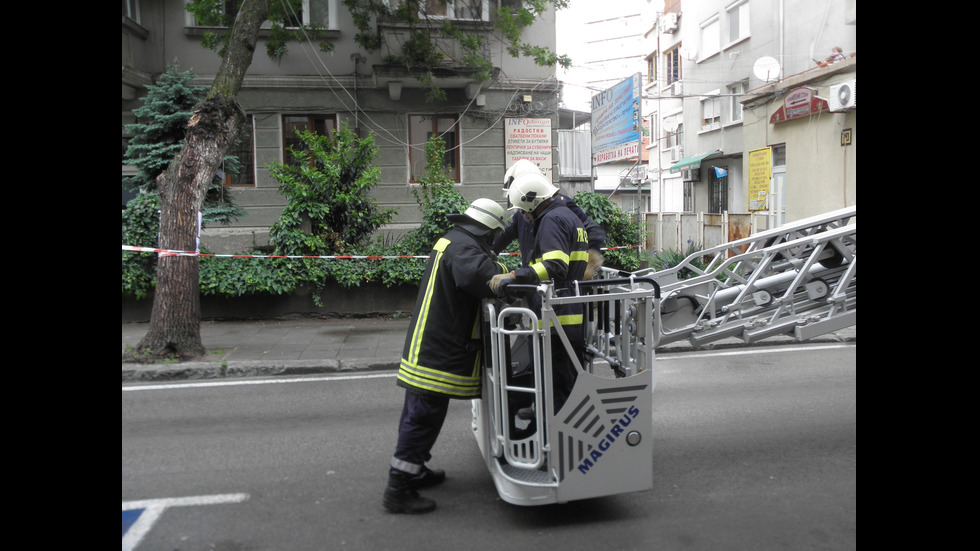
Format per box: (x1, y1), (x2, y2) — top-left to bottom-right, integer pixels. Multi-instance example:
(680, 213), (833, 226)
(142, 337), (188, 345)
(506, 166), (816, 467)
(130, 0), (270, 362)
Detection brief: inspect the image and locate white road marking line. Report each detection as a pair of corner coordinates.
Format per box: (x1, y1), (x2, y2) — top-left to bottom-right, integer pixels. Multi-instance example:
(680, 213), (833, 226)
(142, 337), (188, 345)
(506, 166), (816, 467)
(122, 343), (853, 392)
(122, 372), (396, 391)
(122, 493), (249, 551)
(656, 343), (853, 360)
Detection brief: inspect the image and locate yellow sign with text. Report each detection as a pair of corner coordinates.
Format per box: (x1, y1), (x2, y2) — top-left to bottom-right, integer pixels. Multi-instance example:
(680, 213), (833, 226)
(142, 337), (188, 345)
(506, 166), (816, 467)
(747, 148), (772, 212)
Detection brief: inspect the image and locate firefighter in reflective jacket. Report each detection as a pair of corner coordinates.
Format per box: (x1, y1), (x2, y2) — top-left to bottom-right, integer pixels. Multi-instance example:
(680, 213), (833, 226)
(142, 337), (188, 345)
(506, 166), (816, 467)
(383, 198), (509, 515)
(490, 172), (589, 416)
(493, 159), (606, 279)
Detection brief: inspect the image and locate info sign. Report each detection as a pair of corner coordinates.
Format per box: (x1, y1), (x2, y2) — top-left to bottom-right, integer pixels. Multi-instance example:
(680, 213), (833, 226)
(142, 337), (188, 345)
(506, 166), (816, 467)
(591, 73), (642, 165)
(505, 118), (553, 180)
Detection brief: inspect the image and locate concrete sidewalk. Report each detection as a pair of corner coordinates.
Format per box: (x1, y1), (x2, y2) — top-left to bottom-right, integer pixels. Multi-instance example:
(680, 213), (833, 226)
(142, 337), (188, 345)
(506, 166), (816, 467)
(122, 316), (412, 381)
(122, 317), (855, 382)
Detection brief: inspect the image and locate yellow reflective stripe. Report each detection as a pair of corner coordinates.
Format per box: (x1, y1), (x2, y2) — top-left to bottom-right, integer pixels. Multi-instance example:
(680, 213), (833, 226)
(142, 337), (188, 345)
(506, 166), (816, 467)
(470, 314), (480, 339)
(398, 359), (481, 397)
(532, 262), (549, 281)
(399, 359), (480, 387)
(537, 314), (584, 328)
(542, 250), (570, 264)
(570, 250), (589, 262)
(397, 373), (480, 397)
(472, 350), (482, 379)
(433, 238), (450, 252)
(407, 249), (444, 365)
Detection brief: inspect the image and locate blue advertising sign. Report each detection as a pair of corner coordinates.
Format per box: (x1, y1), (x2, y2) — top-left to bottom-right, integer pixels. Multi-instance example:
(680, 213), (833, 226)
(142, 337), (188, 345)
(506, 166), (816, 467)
(591, 73), (642, 165)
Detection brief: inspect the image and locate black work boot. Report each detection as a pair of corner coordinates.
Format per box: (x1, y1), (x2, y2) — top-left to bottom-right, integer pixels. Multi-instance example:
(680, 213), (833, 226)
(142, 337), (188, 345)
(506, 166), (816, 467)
(408, 466), (446, 489)
(383, 469), (436, 514)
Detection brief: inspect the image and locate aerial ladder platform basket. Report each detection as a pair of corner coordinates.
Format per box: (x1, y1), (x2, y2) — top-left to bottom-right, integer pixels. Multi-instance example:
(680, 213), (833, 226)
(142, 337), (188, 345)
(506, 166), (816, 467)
(471, 206), (855, 506)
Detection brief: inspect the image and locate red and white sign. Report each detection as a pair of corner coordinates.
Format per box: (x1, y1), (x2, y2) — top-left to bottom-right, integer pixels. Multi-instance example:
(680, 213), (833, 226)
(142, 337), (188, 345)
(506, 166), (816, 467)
(505, 118), (552, 179)
(769, 87), (830, 124)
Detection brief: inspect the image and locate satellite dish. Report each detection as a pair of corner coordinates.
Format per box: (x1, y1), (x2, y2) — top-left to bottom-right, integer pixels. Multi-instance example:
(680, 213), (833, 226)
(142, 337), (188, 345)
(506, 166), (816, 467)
(753, 56), (781, 82)
(662, 116), (679, 132)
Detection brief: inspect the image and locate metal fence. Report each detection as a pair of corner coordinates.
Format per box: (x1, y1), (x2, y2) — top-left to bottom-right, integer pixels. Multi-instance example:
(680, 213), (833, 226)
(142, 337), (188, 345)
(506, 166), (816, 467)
(641, 211), (773, 255)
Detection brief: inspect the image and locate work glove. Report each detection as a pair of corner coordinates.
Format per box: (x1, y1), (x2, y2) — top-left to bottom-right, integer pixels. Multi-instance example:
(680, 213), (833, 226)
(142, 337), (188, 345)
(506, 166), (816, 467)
(489, 272), (516, 295)
(583, 249), (604, 280)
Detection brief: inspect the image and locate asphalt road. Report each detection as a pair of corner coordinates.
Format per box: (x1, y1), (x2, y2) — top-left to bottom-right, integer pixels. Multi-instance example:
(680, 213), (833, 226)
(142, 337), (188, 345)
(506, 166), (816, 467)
(122, 342), (856, 551)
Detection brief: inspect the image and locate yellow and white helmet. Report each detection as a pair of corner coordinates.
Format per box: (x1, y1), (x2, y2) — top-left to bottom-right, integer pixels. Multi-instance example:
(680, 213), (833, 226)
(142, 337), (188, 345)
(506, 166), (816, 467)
(448, 197), (508, 235)
(507, 171), (558, 213)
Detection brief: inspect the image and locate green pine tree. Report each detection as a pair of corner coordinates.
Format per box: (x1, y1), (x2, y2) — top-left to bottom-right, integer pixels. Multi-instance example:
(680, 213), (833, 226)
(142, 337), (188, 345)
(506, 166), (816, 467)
(122, 60), (246, 223)
(122, 61), (248, 298)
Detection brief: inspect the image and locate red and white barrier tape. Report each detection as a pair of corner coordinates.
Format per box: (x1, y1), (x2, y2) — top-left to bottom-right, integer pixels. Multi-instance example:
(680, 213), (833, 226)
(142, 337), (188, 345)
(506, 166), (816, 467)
(122, 244), (637, 259)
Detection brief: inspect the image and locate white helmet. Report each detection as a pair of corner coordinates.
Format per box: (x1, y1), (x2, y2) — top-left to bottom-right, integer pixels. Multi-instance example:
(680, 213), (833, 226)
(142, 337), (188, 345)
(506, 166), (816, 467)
(503, 159), (542, 193)
(507, 172), (558, 213)
(448, 198), (508, 235)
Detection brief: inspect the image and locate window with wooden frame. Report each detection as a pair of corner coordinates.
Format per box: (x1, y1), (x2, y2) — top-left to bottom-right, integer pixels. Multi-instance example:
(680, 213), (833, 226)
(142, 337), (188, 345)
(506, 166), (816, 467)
(409, 114), (460, 183)
(223, 115), (255, 187)
(665, 45), (682, 85)
(282, 114), (337, 167)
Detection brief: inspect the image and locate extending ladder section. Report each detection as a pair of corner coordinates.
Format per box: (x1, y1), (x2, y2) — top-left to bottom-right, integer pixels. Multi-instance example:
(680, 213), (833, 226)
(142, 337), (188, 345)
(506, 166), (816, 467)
(602, 206), (856, 349)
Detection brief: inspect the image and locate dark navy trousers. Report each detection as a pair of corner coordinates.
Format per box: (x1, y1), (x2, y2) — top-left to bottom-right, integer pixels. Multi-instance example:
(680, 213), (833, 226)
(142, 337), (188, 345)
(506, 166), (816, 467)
(390, 390), (450, 475)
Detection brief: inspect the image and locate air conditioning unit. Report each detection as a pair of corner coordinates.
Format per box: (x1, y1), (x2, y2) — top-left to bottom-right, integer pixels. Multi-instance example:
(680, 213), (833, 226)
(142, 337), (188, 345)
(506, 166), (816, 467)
(670, 146), (684, 162)
(662, 13), (679, 33)
(670, 80), (683, 96)
(828, 79), (856, 112)
(682, 168), (701, 181)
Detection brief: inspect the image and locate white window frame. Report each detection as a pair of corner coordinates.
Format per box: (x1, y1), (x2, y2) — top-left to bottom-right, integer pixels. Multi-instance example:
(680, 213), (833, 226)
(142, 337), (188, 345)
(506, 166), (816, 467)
(387, 0), (490, 21)
(725, 0), (750, 47)
(297, 0), (338, 30)
(727, 81), (747, 124)
(123, 0), (141, 23)
(700, 92), (721, 131)
(699, 15), (720, 61)
(647, 113), (658, 151)
(186, 0), (339, 30)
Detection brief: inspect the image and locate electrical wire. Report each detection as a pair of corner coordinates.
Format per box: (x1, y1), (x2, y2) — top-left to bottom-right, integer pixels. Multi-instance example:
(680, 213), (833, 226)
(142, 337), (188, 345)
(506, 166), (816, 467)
(274, 0), (565, 156)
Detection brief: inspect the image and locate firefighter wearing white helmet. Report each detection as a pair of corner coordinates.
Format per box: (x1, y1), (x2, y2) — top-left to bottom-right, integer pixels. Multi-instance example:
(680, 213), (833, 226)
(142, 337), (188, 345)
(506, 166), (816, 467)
(491, 171), (589, 416)
(494, 163), (607, 278)
(506, 171), (559, 214)
(384, 197), (509, 514)
(502, 159), (541, 198)
(447, 197), (508, 235)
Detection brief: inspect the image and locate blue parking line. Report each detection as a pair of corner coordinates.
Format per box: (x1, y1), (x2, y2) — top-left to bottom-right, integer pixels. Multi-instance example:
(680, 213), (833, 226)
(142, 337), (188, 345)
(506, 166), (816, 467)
(122, 508), (143, 537)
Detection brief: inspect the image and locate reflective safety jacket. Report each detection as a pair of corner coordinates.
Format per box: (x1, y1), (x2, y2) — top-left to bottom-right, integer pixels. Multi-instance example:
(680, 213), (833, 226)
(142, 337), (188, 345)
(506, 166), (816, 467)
(492, 194), (605, 267)
(398, 227), (508, 399)
(513, 200), (589, 329)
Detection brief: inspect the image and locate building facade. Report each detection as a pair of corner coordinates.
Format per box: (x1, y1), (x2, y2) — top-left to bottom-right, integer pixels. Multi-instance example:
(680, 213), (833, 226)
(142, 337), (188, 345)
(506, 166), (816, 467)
(643, 0), (856, 226)
(122, 0), (567, 253)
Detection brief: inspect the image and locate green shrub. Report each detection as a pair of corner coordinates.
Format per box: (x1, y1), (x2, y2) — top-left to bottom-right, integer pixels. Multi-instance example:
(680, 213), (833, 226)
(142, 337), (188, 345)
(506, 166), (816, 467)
(267, 122), (395, 257)
(121, 191), (161, 299)
(572, 191), (641, 272)
(125, 132), (657, 301)
(647, 239), (708, 279)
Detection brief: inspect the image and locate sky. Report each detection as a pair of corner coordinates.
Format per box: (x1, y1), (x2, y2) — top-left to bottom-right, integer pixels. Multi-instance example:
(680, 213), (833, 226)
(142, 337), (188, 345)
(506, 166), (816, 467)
(555, 0), (658, 113)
